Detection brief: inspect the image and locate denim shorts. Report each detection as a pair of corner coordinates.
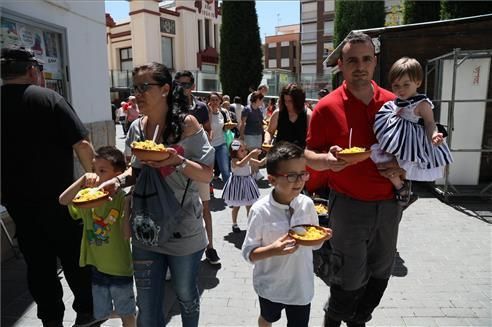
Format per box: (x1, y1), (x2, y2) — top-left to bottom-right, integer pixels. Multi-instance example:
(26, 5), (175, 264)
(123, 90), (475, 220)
(244, 134), (262, 150)
(258, 296), (310, 326)
(91, 269), (136, 319)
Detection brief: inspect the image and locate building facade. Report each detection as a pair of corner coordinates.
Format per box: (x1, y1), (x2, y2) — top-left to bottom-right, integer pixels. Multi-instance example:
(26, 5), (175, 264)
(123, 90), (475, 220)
(299, 0), (404, 95)
(264, 24), (300, 74)
(107, 0), (222, 98)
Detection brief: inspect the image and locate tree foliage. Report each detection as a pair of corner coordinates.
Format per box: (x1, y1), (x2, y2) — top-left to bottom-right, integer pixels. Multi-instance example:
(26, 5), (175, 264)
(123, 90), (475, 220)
(334, 0), (386, 47)
(440, 1), (492, 20)
(219, 1), (263, 104)
(403, 1), (441, 24)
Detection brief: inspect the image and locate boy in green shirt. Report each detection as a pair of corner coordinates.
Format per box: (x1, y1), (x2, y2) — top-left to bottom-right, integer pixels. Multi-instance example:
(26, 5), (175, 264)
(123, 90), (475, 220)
(59, 146), (136, 327)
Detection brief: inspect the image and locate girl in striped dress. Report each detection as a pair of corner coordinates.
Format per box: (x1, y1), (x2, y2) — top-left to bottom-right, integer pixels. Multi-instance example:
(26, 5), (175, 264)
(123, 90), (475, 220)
(373, 57), (453, 206)
(222, 139), (265, 233)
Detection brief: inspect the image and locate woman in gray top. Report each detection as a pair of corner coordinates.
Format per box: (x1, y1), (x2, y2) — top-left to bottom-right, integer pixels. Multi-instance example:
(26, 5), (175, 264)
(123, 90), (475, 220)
(101, 62), (214, 327)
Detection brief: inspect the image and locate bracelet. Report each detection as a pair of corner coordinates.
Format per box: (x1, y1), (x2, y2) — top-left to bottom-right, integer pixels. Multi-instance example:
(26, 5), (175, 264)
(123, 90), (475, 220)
(175, 157), (188, 172)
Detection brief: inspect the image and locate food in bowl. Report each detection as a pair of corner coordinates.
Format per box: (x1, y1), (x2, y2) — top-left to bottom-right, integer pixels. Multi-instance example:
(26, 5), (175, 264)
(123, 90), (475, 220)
(315, 203), (328, 215)
(336, 147), (371, 163)
(224, 121), (237, 127)
(288, 225), (329, 246)
(339, 146), (366, 154)
(131, 140), (166, 152)
(73, 188), (108, 203)
(290, 225), (326, 240)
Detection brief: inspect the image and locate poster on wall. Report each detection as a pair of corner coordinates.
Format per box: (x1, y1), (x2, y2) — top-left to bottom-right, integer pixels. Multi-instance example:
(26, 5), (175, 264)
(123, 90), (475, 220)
(1, 18), (65, 96)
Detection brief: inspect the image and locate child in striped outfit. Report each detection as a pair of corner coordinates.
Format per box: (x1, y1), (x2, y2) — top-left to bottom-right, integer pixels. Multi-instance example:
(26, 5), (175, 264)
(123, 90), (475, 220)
(222, 139), (266, 233)
(373, 57), (453, 206)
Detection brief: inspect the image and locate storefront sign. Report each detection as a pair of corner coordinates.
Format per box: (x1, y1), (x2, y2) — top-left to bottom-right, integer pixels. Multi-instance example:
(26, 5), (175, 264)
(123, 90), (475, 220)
(1, 18), (65, 95)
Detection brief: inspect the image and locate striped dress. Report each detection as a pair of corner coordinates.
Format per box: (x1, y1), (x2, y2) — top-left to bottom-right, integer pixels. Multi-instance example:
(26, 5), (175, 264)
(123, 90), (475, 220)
(373, 95), (453, 181)
(221, 162), (260, 207)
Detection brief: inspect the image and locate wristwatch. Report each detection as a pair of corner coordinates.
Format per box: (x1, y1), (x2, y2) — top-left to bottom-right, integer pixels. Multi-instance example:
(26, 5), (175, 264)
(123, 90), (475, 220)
(175, 157), (188, 172)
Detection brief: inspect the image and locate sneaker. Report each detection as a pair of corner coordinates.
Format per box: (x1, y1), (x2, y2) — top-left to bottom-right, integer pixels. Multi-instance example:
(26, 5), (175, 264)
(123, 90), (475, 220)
(165, 268), (172, 281)
(255, 171), (264, 181)
(73, 313), (107, 327)
(232, 224), (241, 233)
(205, 248), (221, 265)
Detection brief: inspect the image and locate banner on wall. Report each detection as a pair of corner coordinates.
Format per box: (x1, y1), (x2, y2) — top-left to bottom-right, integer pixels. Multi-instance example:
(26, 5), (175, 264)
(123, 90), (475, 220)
(1, 18), (65, 96)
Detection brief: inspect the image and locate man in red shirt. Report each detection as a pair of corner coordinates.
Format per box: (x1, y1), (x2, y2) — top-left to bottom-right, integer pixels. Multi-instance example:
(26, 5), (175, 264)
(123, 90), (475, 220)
(305, 32), (404, 327)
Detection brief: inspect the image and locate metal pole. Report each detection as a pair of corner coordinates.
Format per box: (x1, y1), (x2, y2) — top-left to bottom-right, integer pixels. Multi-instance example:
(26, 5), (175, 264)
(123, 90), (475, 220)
(444, 48), (460, 200)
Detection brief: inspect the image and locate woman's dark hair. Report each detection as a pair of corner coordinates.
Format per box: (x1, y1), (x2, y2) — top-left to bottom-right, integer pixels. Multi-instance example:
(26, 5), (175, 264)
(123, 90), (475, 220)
(95, 146), (127, 172)
(278, 83), (306, 114)
(208, 91), (223, 104)
(132, 62), (188, 144)
(250, 91), (264, 104)
(266, 141), (304, 175)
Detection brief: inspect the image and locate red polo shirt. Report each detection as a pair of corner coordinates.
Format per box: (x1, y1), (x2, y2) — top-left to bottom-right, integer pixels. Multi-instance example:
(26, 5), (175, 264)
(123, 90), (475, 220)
(306, 81), (396, 201)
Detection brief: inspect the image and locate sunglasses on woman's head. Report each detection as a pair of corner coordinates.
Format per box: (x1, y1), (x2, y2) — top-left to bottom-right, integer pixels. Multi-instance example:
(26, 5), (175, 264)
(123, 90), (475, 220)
(131, 82), (162, 94)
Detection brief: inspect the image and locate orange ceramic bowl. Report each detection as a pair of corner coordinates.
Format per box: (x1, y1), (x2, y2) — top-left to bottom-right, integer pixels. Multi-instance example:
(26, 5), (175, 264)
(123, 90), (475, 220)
(72, 192), (110, 209)
(336, 149), (371, 164)
(224, 122), (238, 130)
(288, 224), (329, 246)
(132, 147), (171, 162)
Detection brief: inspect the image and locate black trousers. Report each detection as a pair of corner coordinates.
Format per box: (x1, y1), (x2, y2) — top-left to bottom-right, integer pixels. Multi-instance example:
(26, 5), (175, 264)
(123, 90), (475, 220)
(324, 191), (401, 324)
(7, 203), (93, 323)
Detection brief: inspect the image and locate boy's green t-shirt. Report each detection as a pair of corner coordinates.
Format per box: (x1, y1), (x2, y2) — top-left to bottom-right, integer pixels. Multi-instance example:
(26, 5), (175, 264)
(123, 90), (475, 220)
(69, 190), (133, 277)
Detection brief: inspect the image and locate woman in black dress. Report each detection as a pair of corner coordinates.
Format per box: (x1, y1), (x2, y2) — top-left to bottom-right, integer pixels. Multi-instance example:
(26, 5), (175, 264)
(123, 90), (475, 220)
(264, 83), (311, 148)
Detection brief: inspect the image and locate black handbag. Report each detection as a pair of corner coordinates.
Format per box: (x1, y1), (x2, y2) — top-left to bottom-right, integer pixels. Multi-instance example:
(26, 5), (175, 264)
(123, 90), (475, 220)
(418, 119), (448, 138)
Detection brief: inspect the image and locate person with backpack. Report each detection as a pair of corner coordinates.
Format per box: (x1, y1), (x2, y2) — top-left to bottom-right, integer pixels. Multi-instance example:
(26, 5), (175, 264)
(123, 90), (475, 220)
(99, 62), (214, 327)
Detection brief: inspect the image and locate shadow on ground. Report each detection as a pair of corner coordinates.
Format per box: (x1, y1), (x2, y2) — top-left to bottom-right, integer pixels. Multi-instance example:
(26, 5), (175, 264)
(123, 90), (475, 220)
(164, 260), (220, 324)
(223, 231), (246, 250)
(1, 257), (64, 327)
(414, 182), (492, 223)
(211, 179), (225, 190)
(1, 257), (33, 327)
(209, 196), (226, 212)
(256, 179), (271, 189)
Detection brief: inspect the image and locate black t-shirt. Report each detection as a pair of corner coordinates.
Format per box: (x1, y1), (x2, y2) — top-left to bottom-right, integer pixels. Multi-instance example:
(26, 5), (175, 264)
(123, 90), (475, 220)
(190, 97), (209, 125)
(1, 84), (89, 206)
(276, 109), (308, 148)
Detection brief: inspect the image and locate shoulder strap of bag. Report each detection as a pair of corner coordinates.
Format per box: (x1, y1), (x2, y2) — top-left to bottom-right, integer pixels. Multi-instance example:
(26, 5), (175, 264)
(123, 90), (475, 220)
(180, 178), (191, 207)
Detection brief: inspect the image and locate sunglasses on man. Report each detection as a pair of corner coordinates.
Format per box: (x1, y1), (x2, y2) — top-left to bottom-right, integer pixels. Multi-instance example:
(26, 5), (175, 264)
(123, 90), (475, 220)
(177, 82), (193, 89)
(131, 82), (163, 94)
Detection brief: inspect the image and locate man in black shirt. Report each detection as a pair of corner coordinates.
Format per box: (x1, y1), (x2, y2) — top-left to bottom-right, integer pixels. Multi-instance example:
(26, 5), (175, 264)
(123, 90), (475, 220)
(1, 46), (99, 327)
(175, 71), (221, 265)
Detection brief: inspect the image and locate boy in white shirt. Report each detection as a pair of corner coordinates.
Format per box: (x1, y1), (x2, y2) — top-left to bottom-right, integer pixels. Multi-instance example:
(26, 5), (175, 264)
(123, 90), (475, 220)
(242, 142), (332, 327)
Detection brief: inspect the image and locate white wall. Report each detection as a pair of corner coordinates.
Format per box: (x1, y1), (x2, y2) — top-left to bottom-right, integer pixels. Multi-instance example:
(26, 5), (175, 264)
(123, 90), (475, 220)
(438, 57), (491, 185)
(2, 0), (111, 124)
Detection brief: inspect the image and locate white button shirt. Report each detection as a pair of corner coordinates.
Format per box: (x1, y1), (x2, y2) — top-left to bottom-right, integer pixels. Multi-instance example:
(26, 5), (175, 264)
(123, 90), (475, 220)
(242, 192), (320, 305)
